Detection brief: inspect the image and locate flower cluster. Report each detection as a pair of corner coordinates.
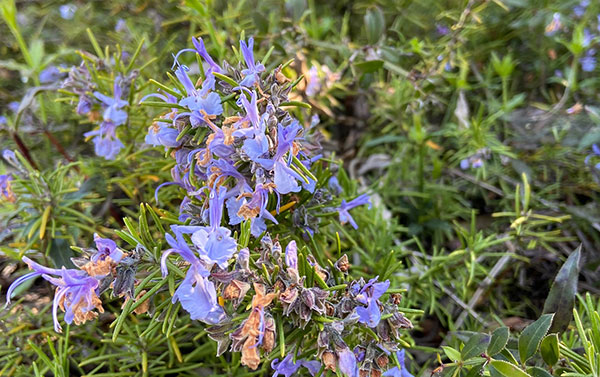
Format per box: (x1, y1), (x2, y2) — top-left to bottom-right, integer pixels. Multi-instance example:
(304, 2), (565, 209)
(7, 36), (412, 376)
(61, 56), (137, 160)
(460, 148), (490, 170)
(544, 3), (599, 72)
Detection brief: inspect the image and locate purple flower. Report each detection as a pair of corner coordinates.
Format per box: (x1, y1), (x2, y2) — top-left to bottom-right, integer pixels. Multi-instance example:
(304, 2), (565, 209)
(305, 66), (321, 96)
(355, 277), (390, 328)
(0, 174), (15, 202)
(328, 176), (343, 195)
(174, 65), (223, 127)
(84, 125), (124, 160)
(239, 37), (265, 87)
(160, 226), (226, 324)
(192, 37), (222, 74)
(460, 159), (470, 170)
(145, 123), (182, 148)
(237, 184), (279, 236)
(382, 350), (414, 377)
(545, 13), (562, 36)
(8, 102), (19, 113)
(6, 257), (103, 332)
(94, 80), (128, 126)
(226, 196), (247, 225)
(272, 122), (305, 195)
(91, 234), (124, 264)
(175, 263), (225, 324)
(581, 49), (597, 72)
(338, 348), (358, 377)
(573, 0), (589, 17)
(436, 24), (450, 36)
(337, 194), (371, 229)
(585, 143), (600, 170)
(285, 240), (298, 270)
(172, 37), (222, 95)
(39, 66), (65, 84)
(192, 37), (222, 93)
(59, 4), (76, 19)
(115, 19), (128, 33)
(84, 79), (128, 160)
(582, 29), (593, 48)
(271, 354), (321, 377)
(189, 187), (237, 269)
(77, 95), (92, 115)
(233, 90), (270, 164)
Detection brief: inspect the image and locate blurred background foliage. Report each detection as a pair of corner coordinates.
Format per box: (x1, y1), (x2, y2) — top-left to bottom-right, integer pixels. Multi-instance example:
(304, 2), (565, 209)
(1, 0), (599, 376)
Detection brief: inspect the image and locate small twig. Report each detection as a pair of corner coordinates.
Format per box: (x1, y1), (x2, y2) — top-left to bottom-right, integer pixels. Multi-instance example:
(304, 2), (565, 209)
(449, 168), (504, 196)
(43, 130), (74, 163)
(11, 131), (38, 170)
(434, 281), (486, 326)
(453, 240), (515, 330)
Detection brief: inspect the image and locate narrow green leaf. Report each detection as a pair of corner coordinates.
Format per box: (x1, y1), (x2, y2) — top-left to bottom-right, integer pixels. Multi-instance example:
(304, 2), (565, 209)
(518, 313), (554, 364)
(280, 101), (312, 109)
(213, 72), (239, 88)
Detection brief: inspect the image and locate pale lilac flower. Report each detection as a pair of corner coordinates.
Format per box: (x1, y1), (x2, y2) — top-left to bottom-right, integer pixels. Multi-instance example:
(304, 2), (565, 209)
(338, 348), (358, 377)
(545, 13), (562, 36)
(0, 174), (15, 202)
(329, 176), (342, 195)
(239, 37), (265, 87)
(84, 125), (124, 160)
(6, 257), (102, 332)
(145, 123), (181, 148)
(436, 24), (450, 35)
(91, 234), (124, 263)
(160, 226), (226, 324)
(582, 29), (593, 48)
(189, 187), (237, 269)
(77, 95), (92, 115)
(39, 66), (64, 83)
(305, 66), (321, 96)
(585, 144), (600, 170)
(337, 194), (371, 229)
(115, 19), (128, 33)
(355, 277), (390, 327)
(271, 354), (321, 377)
(573, 0), (589, 18)
(59, 4), (77, 20)
(94, 81), (128, 126)
(581, 49), (597, 72)
(285, 241), (298, 270)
